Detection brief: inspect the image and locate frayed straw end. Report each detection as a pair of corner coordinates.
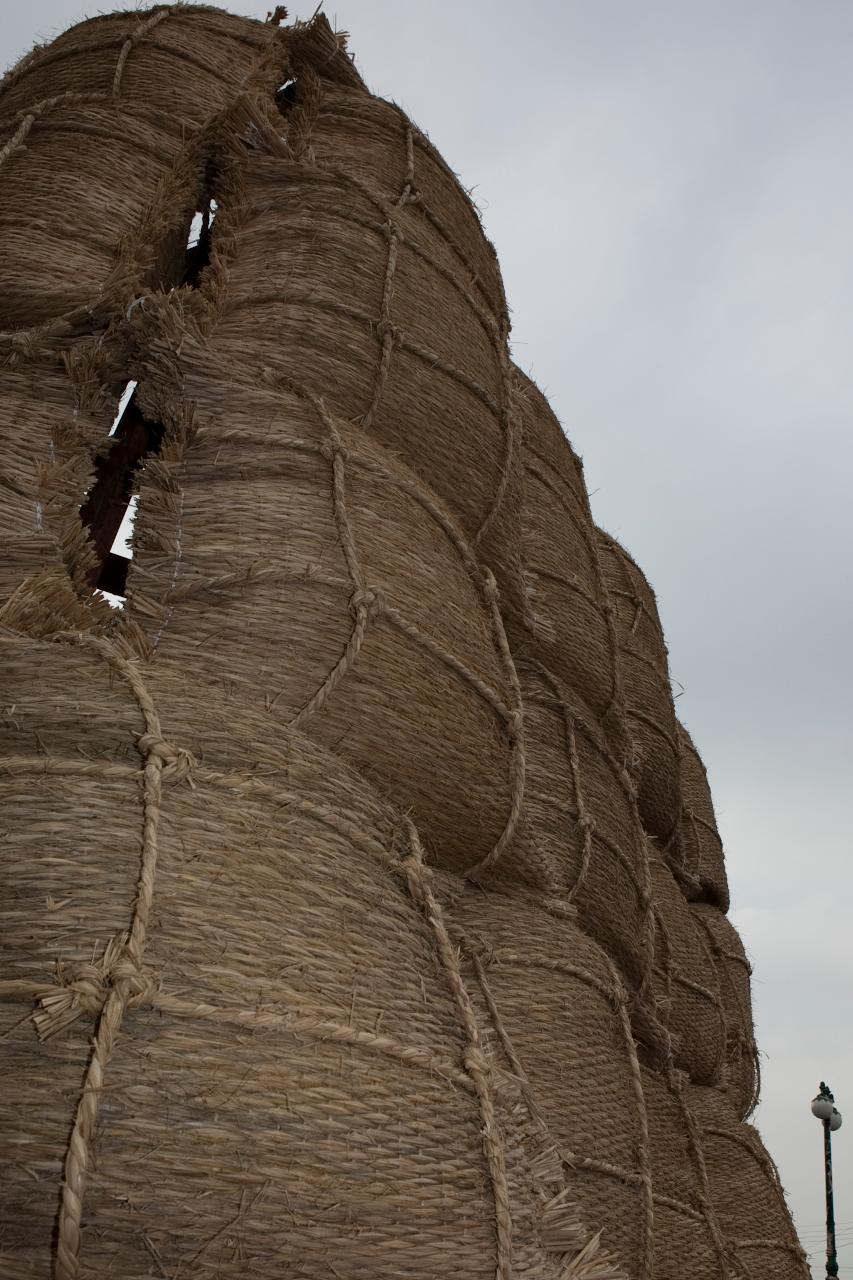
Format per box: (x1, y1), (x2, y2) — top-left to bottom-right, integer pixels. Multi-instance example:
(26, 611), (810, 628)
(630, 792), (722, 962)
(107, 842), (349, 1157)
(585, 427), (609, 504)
(542, 1191), (629, 1280)
(32, 989), (86, 1042)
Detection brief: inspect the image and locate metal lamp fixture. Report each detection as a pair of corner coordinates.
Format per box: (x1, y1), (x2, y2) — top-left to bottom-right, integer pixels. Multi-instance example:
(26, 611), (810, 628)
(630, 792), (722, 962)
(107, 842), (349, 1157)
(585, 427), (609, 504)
(812, 1082), (842, 1279)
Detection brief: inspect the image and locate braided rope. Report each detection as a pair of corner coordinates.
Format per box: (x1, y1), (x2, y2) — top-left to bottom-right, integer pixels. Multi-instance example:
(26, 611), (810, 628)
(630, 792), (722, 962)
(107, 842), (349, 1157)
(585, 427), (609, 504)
(397, 823), (513, 1280)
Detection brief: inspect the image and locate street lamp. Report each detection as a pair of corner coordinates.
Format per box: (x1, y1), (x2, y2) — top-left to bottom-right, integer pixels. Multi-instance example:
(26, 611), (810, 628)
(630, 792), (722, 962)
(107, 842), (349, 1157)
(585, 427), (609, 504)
(812, 1082), (843, 1279)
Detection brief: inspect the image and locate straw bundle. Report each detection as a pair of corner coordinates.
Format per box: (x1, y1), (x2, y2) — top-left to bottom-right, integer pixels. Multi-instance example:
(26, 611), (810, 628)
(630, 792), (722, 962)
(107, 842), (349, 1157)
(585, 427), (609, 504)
(0, 8), (282, 329)
(676, 722), (731, 911)
(200, 58), (523, 617)
(596, 530), (680, 843)
(507, 659), (653, 989)
(0, 343), (110, 603)
(687, 1087), (810, 1278)
(647, 845), (725, 1086)
(690, 904), (760, 1118)
(0, 627), (567, 1280)
(446, 884), (767, 1279)
(119, 329), (521, 877)
(510, 370), (622, 733)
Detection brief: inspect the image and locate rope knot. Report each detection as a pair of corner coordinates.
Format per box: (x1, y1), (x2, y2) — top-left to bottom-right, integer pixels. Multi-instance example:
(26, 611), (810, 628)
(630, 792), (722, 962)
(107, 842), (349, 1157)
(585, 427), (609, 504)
(137, 732), (197, 783)
(506, 709), (523, 741)
(318, 435), (348, 463)
(375, 318), (401, 348)
(379, 218), (401, 242)
(350, 586), (385, 619)
(481, 569), (499, 605)
(463, 1044), (489, 1078)
(33, 937), (154, 1041)
(577, 814), (597, 836)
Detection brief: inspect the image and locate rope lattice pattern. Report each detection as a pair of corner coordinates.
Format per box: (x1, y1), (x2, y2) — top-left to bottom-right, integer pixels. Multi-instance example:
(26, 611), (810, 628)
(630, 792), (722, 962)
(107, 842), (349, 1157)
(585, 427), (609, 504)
(690, 903), (760, 1118)
(120, 327), (523, 879)
(506, 658), (655, 993)
(511, 368), (627, 744)
(0, 629), (571, 1279)
(447, 885), (809, 1280)
(201, 62), (524, 620)
(0, 6), (284, 330)
(647, 845), (727, 1087)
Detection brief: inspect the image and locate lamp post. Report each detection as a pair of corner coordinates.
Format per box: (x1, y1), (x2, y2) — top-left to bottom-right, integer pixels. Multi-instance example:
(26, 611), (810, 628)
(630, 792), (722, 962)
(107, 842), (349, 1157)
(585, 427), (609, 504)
(812, 1082), (843, 1279)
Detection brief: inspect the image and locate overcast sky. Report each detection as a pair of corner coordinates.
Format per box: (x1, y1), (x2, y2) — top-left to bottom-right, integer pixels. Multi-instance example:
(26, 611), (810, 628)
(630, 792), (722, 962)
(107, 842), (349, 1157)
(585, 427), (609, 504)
(5, 3), (853, 1273)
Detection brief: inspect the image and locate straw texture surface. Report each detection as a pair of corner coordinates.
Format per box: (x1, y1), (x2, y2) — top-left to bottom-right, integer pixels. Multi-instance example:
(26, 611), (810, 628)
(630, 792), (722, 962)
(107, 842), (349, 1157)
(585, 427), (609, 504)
(0, 628), (570, 1280)
(120, 324), (522, 877)
(676, 722), (731, 911)
(199, 60), (524, 617)
(510, 370), (623, 736)
(690, 904), (760, 1118)
(597, 530), (680, 842)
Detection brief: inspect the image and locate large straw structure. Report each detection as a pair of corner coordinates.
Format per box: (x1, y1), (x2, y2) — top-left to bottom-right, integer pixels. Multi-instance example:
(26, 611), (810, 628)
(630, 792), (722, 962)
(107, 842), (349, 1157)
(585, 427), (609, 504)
(676, 722), (731, 911)
(690, 904), (760, 1118)
(0, 8), (282, 328)
(196, 49), (524, 618)
(119, 322), (522, 877)
(510, 370), (624, 739)
(596, 530), (680, 843)
(507, 659), (653, 990)
(647, 844), (725, 1086)
(0, 6), (807, 1277)
(0, 626), (600, 1280)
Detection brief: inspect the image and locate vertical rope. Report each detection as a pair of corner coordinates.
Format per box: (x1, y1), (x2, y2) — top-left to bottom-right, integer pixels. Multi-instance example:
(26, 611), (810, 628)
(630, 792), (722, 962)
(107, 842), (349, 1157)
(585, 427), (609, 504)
(463, 570), (525, 880)
(112, 8), (173, 97)
(361, 118), (414, 432)
(287, 394), (378, 729)
(670, 1075), (753, 1280)
(53, 635), (170, 1280)
(398, 821), (513, 1280)
(608, 959), (655, 1280)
